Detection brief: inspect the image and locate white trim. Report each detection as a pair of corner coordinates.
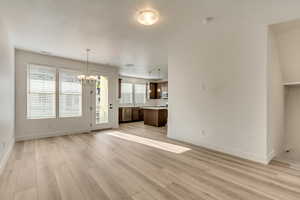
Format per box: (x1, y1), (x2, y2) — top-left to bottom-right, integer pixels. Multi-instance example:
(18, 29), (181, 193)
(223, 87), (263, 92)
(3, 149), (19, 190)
(167, 135), (269, 164)
(266, 150), (277, 164)
(0, 137), (15, 175)
(283, 82), (300, 86)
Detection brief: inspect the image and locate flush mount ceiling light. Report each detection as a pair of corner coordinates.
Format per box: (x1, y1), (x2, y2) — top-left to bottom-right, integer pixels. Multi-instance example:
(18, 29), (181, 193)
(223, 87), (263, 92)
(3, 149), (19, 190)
(137, 9), (159, 26)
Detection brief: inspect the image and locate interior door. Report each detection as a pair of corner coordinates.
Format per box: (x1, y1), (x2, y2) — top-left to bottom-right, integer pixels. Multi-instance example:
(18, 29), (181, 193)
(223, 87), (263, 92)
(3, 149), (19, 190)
(91, 74), (113, 130)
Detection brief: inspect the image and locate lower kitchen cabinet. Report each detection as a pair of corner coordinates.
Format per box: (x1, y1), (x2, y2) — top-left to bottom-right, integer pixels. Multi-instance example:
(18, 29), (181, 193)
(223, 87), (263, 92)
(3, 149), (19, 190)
(119, 107), (143, 123)
(132, 108), (140, 121)
(119, 107), (132, 122)
(144, 109), (167, 127)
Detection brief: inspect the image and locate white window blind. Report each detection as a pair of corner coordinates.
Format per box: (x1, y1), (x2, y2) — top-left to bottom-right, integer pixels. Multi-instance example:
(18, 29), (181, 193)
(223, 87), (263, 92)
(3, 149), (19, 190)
(134, 84), (146, 105)
(59, 70), (82, 118)
(120, 83), (133, 104)
(27, 65), (56, 119)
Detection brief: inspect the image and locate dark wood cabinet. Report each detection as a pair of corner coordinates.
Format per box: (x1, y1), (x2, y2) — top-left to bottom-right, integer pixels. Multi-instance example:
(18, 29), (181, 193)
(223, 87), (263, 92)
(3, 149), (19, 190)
(157, 83), (162, 99)
(139, 109), (144, 121)
(149, 82), (168, 99)
(144, 109), (168, 127)
(119, 107), (144, 123)
(119, 107), (132, 122)
(119, 107), (167, 127)
(132, 108), (140, 121)
(118, 78), (122, 98)
(149, 83), (157, 99)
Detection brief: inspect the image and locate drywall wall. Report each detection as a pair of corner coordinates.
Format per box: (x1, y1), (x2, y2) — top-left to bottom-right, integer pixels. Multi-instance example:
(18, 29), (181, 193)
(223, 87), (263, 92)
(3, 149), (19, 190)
(15, 49), (119, 141)
(274, 23), (300, 83)
(266, 29), (285, 160)
(168, 0), (300, 164)
(0, 19), (15, 169)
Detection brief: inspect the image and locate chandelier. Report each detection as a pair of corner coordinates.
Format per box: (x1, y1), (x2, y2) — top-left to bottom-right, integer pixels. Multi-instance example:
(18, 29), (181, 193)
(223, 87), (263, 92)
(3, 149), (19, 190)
(77, 49), (97, 83)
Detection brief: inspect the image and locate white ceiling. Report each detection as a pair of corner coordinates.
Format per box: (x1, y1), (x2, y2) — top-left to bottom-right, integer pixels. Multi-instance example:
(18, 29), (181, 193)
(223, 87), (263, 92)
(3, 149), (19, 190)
(0, 0), (178, 79)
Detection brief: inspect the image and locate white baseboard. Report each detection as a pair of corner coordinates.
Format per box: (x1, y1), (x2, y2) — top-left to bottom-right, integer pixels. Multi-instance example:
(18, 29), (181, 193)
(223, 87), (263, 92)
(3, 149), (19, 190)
(0, 137), (15, 175)
(266, 150), (277, 164)
(16, 129), (90, 141)
(167, 135), (269, 164)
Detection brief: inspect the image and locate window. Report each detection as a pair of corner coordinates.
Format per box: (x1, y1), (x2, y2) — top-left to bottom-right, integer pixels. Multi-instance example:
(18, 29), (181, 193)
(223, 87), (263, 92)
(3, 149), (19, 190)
(59, 70), (82, 117)
(120, 83), (133, 104)
(134, 84), (146, 104)
(27, 65), (56, 119)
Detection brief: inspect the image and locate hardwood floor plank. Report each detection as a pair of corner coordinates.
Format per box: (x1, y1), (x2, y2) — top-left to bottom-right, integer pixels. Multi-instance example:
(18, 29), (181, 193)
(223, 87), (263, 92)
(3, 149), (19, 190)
(55, 138), (111, 200)
(1, 122), (300, 200)
(54, 164), (86, 200)
(14, 187), (38, 200)
(132, 190), (156, 200)
(36, 139), (62, 200)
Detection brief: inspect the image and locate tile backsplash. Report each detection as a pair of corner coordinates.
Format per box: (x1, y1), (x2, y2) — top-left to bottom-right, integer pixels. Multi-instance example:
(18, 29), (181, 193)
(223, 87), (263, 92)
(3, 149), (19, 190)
(146, 99), (168, 107)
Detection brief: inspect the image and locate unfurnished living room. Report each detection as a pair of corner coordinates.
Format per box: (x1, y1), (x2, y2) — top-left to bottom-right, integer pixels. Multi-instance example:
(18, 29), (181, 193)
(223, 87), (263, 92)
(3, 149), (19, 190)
(2, 0), (300, 200)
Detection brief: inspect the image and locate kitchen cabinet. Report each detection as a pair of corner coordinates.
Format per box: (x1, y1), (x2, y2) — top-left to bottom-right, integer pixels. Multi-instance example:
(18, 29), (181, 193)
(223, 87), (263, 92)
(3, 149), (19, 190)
(149, 82), (168, 99)
(139, 109), (144, 121)
(118, 78), (122, 98)
(132, 108), (140, 121)
(119, 107), (132, 122)
(144, 108), (167, 127)
(119, 107), (144, 123)
(149, 83), (157, 99)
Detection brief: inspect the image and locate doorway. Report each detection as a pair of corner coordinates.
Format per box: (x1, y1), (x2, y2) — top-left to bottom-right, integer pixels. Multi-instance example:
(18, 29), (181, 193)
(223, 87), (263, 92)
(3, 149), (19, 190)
(90, 74), (114, 130)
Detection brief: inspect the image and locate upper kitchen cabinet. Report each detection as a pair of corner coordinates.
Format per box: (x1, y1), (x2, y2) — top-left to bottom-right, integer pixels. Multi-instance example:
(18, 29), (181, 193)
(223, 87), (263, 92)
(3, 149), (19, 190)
(149, 82), (157, 99)
(118, 78), (122, 98)
(157, 82), (168, 99)
(149, 82), (168, 99)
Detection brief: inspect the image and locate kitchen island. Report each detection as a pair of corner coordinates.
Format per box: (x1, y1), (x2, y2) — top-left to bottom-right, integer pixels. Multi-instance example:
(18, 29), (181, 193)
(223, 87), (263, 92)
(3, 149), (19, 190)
(142, 107), (168, 127)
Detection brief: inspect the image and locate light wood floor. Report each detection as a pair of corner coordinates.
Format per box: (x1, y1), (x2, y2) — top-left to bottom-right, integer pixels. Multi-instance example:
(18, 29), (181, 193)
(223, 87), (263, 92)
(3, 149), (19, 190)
(1, 122), (300, 200)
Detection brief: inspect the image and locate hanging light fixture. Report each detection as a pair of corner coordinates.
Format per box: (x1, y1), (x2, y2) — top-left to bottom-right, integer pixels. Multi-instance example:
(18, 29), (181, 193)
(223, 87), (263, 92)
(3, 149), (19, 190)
(78, 49), (97, 83)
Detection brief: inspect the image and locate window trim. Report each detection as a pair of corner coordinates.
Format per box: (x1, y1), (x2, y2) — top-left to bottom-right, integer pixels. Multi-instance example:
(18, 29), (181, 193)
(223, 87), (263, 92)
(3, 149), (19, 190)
(26, 63), (84, 120)
(119, 82), (147, 106)
(26, 64), (57, 119)
(134, 83), (147, 105)
(58, 69), (83, 118)
(120, 82), (134, 105)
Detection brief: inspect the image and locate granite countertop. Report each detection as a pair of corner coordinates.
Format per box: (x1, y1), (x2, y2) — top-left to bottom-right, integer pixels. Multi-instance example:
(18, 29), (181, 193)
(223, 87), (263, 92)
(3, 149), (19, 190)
(119, 106), (168, 110)
(141, 106), (168, 110)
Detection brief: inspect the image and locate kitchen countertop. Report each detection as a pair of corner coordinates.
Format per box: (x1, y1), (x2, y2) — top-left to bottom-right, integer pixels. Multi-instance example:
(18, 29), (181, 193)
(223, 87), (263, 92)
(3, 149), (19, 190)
(141, 106), (168, 110)
(119, 106), (168, 110)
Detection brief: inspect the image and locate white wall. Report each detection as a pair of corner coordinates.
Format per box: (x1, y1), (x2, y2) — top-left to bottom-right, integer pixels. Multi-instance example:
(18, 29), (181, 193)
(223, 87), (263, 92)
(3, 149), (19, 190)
(15, 49), (119, 141)
(275, 26), (300, 82)
(167, 0), (300, 164)
(0, 19), (15, 167)
(267, 29), (285, 160)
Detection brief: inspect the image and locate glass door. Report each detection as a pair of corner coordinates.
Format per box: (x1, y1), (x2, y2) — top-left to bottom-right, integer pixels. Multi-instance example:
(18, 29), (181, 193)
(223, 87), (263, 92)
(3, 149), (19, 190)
(90, 75), (113, 130)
